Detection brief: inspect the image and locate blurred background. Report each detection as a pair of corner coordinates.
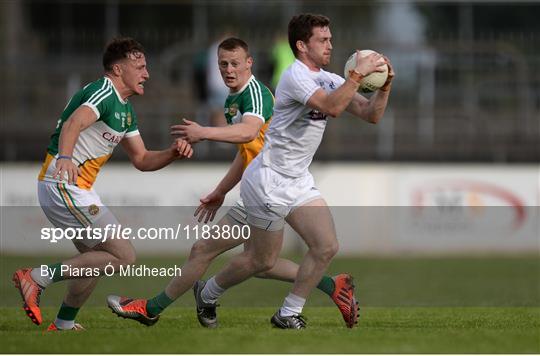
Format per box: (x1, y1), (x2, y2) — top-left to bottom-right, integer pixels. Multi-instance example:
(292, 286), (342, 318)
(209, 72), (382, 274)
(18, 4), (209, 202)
(2, 0), (539, 162)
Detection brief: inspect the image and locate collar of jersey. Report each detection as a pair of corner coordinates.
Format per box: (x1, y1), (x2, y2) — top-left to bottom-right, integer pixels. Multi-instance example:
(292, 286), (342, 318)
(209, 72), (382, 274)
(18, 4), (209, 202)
(228, 75), (255, 97)
(295, 59), (321, 73)
(105, 77), (128, 104)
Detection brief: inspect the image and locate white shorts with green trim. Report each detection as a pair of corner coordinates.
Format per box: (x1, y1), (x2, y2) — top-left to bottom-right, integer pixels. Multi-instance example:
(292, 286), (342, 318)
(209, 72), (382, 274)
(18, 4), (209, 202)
(240, 157), (321, 231)
(37, 181), (119, 248)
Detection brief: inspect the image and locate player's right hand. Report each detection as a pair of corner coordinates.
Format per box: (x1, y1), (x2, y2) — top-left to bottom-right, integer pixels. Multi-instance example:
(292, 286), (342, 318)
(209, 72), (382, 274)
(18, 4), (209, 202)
(194, 190), (226, 223)
(172, 138), (194, 159)
(53, 158), (80, 185)
(354, 50), (386, 77)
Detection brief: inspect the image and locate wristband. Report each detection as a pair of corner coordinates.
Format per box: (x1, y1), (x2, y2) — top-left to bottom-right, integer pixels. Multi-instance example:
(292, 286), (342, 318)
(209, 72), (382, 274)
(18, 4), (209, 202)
(57, 155), (72, 161)
(348, 70), (364, 85)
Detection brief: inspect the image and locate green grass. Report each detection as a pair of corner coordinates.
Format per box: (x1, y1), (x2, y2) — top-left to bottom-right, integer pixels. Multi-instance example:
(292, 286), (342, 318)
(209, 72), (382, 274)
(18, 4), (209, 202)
(0, 307), (538, 353)
(1, 255), (539, 353)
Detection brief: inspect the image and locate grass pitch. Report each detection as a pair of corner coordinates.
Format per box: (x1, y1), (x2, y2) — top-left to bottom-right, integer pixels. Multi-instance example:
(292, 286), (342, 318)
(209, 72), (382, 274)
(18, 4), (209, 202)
(1, 255), (539, 353)
(1, 307), (538, 353)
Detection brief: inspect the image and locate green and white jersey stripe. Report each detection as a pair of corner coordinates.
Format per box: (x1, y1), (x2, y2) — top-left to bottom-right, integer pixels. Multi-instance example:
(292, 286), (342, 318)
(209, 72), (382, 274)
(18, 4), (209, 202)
(224, 75), (273, 125)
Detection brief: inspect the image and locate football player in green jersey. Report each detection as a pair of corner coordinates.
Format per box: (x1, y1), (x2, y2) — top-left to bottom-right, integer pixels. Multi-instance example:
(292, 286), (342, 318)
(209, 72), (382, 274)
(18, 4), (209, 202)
(13, 37), (193, 331)
(108, 38), (357, 329)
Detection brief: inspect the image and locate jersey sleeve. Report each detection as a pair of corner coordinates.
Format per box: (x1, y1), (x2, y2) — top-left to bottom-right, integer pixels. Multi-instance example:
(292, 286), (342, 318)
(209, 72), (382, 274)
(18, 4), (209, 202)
(287, 66), (320, 105)
(80, 80), (114, 120)
(331, 72), (346, 87)
(125, 108), (140, 137)
(242, 80), (271, 123)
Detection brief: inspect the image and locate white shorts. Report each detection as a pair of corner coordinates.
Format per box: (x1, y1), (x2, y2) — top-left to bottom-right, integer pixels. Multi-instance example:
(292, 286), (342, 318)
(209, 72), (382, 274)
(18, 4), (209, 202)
(226, 199), (248, 225)
(240, 157), (321, 231)
(37, 181), (119, 247)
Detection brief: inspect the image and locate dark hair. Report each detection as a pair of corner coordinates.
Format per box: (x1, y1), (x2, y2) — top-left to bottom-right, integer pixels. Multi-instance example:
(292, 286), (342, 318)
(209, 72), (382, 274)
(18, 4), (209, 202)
(288, 13), (330, 57)
(218, 37), (250, 56)
(102, 37), (145, 71)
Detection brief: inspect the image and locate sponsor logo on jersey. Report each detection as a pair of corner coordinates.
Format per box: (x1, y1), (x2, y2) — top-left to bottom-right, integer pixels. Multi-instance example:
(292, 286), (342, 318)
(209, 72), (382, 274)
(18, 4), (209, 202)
(307, 109), (327, 121)
(88, 204), (100, 216)
(228, 104), (239, 117)
(102, 132), (122, 144)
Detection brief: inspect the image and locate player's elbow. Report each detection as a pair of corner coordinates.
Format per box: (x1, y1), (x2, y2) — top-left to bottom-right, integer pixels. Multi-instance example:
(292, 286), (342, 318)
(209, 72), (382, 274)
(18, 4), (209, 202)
(131, 156), (149, 171)
(239, 129), (258, 143)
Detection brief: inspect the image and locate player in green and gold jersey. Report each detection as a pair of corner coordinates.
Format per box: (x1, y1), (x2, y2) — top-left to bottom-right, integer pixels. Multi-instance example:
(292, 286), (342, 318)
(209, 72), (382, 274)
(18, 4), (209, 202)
(12, 37), (193, 331)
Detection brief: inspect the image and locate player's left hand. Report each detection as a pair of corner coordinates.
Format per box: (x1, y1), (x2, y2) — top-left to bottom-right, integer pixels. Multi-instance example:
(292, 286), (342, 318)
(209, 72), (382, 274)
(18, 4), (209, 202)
(380, 55), (395, 91)
(171, 138), (193, 159)
(194, 190), (226, 223)
(171, 118), (206, 144)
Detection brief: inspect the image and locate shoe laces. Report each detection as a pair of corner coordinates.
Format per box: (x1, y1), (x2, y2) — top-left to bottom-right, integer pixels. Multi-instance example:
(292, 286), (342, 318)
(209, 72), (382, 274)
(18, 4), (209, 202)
(290, 314), (307, 329)
(200, 303), (219, 318)
(36, 287), (43, 305)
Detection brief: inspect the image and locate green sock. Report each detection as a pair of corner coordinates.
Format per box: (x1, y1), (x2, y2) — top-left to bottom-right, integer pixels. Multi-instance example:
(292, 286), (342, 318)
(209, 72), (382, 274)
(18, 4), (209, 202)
(316, 275), (335, 296)
(49, 262), (64, 282)
(57, 302), (79, 321)
(146, 291), (174, 316)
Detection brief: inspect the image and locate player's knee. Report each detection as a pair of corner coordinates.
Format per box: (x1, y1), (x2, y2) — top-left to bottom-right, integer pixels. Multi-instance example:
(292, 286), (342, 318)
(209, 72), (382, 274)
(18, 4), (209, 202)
(121, 251), (136, 266)
(313, 240), (339, 262)
(189, 240), (217, 261)
(117, 245), (137, 266)
(250, 255), (276, 273)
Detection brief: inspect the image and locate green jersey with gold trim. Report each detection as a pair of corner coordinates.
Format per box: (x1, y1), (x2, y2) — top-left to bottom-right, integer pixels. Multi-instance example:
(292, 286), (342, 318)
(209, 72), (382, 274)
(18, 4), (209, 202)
(224, 75), (274, 169)
(39, 76), (140, 189)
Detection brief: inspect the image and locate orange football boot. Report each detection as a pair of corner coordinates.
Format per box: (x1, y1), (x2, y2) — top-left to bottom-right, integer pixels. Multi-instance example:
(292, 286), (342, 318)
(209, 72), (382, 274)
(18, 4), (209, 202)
(12, 268), (43, 325)
(331, 274), (359, 328)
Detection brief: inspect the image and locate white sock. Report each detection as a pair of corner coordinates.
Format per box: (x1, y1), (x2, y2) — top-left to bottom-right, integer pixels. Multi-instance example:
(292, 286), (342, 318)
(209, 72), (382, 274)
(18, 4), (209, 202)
(30, 267), (53, 288)
(54, 318), (75, 330)
(200, 276), (226, 304)
(279, 293), (306, 317)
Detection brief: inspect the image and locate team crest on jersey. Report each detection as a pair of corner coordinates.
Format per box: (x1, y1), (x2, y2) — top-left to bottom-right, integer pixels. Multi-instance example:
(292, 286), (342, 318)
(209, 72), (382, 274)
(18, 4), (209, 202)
(227, 104), (239, 117)
(127, 112), (132, 126)
(88, 204), (100, 216)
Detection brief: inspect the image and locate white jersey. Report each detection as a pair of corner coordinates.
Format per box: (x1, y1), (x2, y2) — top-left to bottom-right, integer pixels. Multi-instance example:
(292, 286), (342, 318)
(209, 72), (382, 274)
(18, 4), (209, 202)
(261, 59), (345, 177)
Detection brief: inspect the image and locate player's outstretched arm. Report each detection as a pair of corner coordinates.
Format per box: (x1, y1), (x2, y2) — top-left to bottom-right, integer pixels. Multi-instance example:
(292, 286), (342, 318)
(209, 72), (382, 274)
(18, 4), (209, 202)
(346, 56), (395, 124)
(171, 116), (262, 144)
(121, 135), (193, 171)
(54, 105), (98, 184)
(195, 152), (244, 223)
(306, 51), (386, 118)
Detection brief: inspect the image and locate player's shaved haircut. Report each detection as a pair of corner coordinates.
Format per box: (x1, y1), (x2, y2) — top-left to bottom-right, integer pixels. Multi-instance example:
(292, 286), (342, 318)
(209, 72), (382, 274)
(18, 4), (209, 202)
(218, 37), (251, 57)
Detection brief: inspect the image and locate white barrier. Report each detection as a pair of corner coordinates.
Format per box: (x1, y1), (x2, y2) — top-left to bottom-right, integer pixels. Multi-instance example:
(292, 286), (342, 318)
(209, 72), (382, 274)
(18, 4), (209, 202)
(1, 162), (538, 255)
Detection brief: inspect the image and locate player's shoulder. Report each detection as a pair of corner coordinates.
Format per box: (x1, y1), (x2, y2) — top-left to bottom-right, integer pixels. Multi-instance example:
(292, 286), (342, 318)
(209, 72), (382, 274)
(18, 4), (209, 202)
(82, 77), (116, 106)
(251, 77), (273, 97)
(282, 60), (312, 85)
(321, 68), (345, 86)
(82, 77), (109, 93)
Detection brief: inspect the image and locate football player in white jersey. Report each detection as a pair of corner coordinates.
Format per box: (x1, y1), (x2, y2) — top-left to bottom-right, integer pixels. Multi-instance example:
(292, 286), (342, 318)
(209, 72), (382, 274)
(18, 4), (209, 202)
(12, 37), (193, 331)
(106, 38), (359, 329)
(196, 13), (395, 329)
